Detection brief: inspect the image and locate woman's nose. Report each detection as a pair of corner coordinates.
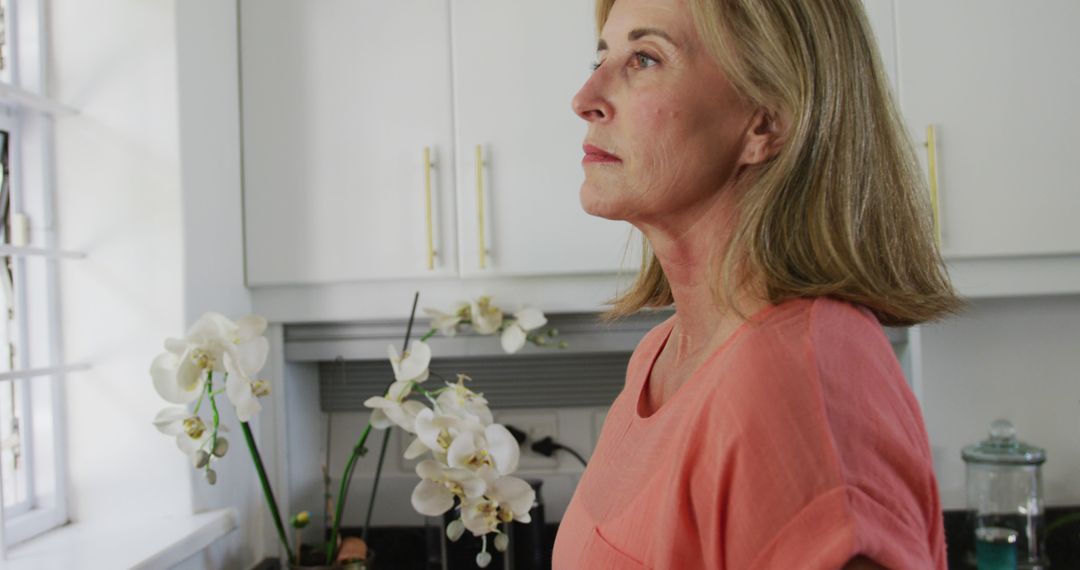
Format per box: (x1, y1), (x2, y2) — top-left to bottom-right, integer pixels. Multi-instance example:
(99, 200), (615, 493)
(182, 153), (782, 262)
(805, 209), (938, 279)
(572, 73), (613, 123)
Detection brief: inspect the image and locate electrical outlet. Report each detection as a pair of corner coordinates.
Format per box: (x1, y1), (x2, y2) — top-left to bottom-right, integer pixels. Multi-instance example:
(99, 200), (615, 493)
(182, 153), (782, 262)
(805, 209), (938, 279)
(494, 411), (559, 470)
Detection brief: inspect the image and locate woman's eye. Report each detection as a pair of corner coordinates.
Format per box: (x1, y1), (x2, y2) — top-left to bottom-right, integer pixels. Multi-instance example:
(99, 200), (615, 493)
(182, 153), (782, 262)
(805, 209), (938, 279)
(590, 60), (602, 72)
(633, 52), (659, 68)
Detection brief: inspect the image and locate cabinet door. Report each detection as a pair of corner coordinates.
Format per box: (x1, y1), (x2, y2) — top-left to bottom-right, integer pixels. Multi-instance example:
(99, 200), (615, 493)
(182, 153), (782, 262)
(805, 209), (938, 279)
(895, 1), (1080, 258)
(241, 0), (457, 285)
(451, 1), (636, 277)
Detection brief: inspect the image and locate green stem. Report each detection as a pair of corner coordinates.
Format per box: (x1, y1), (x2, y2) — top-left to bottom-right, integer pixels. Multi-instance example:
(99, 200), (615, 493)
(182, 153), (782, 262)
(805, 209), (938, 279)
(207, 378), (220, 475)
(241, 421), (295, 562)
(326, 291), (421, 563)
(419, 328), (437, 342)
(326, 423), (373, 563)
(362, 429), (393, 545)
(193, 372), (209, 415)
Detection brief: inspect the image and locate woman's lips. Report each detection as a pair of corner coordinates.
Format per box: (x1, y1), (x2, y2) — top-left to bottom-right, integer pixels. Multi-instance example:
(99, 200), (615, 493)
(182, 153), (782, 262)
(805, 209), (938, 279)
(583, 143), (622, 164)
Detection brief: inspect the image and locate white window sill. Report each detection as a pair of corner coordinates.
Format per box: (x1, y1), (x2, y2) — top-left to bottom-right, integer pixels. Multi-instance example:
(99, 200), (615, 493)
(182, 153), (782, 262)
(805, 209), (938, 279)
(0, 508), (237, 570)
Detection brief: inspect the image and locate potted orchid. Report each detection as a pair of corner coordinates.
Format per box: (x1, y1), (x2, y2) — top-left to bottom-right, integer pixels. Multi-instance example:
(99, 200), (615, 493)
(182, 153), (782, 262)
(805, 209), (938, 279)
(150, 295), (562, 568)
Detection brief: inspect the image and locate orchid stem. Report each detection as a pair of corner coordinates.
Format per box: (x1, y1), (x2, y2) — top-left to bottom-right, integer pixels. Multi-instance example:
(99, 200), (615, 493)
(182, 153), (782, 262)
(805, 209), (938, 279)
(326, 291), (421, 563)
(207, 378), (221, 477)
(326, 423), (371, 564)
(362, 429), (392, 545)
(241, 421), (295, 562)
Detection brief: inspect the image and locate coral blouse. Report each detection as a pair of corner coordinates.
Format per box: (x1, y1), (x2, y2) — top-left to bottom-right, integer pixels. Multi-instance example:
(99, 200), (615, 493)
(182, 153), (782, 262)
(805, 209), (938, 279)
(552, 297), (946, 569)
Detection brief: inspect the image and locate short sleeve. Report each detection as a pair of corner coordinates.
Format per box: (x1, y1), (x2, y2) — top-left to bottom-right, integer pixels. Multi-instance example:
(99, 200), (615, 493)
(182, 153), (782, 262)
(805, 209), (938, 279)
(715, 299), (944, 569)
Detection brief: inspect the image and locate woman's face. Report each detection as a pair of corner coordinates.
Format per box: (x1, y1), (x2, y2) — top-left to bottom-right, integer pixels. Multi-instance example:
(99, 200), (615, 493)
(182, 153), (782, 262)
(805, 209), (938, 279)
(572, 0), (756, 226)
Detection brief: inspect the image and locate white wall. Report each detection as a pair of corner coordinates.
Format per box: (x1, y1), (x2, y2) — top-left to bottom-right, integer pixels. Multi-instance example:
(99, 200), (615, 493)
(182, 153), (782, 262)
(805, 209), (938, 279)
(51, 0), (191, 525)
(51, 0), (266, 568)
(175, 0), (265, 567)
(920, 295), (1080, 510)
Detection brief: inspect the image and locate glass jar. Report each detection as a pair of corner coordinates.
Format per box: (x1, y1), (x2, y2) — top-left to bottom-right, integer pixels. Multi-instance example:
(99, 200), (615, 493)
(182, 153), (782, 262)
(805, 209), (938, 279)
(962, 419), (1047, 569)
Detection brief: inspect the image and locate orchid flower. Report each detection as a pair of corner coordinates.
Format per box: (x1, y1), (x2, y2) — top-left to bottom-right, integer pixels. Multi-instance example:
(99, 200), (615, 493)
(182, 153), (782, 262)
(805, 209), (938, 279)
(436, 374), (494, 426)
(153, 407), (227, 467)
(389, 341), (431, 383)
(460, 470), (535, 536)
(364, 380), (427, 432)
(224, 351), (272, 422)
(447, 423), (520, 476)
(411, 407), (483, 462)
(424, 304), (467, 336)
(410, 459), (486, 517)
(499, 307), (548, 354)
(469, 297), (503, 335)
(150, 312), (269, 404)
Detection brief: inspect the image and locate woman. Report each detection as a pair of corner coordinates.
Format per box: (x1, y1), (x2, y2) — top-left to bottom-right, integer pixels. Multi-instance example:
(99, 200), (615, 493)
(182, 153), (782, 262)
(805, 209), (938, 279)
(553, 0), (962, 568)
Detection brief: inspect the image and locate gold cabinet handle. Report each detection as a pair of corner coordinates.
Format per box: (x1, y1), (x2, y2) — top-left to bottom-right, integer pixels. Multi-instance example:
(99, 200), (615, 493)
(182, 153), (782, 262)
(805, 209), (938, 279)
(475, 145), (488, 269)
(424, 147), (436, 270)
(924, 125), (941, 247)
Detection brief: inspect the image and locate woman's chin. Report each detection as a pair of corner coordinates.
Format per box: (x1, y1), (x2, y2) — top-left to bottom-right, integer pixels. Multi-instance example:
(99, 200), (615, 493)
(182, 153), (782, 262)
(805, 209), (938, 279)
(579, 183), (631, 221)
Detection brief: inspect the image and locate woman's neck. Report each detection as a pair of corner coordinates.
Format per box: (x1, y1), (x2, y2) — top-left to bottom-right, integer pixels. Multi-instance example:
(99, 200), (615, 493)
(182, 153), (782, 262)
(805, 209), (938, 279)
(636, 191), (768, 368)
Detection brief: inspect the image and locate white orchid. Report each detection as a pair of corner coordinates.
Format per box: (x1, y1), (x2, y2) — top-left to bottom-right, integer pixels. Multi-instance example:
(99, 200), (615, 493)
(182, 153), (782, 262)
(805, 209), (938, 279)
(224, 351), (272, 422)
(447, 423), (520, 476)
(460, 471), (535, 536)
(410, 459), (486, 517)
(469, 297), (503, 335)
(424, 304), (467, 336)
(412, 407), (481, 462)
(436, 374), (493, 426)
(499, 307), (548, 354)
(389, 341), (431, 383)
(153, 407), (227, 467)
(150, 312), (269, 405)
(364, 380), (428, 433)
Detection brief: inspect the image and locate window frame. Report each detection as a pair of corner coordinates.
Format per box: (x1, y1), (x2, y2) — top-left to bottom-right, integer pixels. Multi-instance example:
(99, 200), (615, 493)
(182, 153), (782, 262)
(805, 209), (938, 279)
(0, 0), (74, 552)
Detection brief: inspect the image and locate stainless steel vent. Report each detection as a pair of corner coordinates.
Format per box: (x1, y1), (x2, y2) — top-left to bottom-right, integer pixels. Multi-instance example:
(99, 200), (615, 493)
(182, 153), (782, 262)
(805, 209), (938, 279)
(318, 352), (633, 411)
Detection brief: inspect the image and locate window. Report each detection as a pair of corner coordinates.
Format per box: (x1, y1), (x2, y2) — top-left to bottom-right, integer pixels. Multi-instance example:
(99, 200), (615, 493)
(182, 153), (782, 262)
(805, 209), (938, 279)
(0, 0), (80, 551)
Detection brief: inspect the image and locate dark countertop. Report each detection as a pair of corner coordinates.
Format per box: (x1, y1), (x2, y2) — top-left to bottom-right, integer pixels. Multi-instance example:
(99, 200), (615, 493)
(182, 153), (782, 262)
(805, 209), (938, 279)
(258, 507), (1080, 569)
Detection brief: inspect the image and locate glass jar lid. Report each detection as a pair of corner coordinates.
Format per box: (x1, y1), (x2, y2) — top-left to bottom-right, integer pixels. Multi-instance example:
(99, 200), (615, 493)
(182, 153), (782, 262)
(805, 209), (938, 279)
(962, 419), (1046, 465)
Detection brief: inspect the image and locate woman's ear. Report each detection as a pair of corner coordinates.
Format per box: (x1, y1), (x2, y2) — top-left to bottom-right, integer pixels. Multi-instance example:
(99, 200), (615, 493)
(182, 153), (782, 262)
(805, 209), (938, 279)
(738, 108), (785, 166)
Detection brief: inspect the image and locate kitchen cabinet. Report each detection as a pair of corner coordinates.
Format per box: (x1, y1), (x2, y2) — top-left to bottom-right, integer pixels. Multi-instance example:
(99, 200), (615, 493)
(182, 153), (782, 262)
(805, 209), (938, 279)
(240, 0), (458, 285)
(894, 1), (1080, 259)
(450, 1), (631, 277)
(240, 0), (633, 287)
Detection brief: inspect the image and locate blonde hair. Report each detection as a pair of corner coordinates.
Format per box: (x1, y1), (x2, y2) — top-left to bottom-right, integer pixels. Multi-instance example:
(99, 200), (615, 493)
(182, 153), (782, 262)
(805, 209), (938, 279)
(598, 0), (963, 327)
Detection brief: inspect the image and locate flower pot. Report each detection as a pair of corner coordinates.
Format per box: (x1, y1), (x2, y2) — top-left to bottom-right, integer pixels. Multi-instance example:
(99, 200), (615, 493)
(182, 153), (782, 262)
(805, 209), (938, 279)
(288, 547), (375, 570)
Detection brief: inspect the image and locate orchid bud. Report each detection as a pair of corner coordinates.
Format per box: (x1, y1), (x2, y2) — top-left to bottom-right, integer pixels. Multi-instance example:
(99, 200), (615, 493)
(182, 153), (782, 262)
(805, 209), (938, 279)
(290, 511), (310, 529)
(446, 519), (465, 542)
(494, 532), (509, 552)
(205, 468), (217, 485)
(476, 551), (492, 568)
(193, 450), (211, 469)
(213, 437), (229, 458)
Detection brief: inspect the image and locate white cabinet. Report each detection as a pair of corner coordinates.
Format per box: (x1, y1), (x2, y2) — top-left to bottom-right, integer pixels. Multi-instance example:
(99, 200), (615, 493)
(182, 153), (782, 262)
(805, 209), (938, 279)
(450, 0), (631, 277)
(894, 1), (1080, 258)
(240, 1), (457, 285)
(240, 0), (632, 287)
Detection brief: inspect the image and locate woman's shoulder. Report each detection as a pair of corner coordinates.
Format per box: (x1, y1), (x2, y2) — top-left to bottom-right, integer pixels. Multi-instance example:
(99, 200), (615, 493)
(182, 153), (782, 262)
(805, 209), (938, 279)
(740, 296), (891, 363)
(716, 297), (903, 411)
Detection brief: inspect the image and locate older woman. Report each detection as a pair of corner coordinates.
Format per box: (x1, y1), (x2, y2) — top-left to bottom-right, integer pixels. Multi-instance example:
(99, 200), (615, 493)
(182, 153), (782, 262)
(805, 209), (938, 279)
(553, 0), (961, 568)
